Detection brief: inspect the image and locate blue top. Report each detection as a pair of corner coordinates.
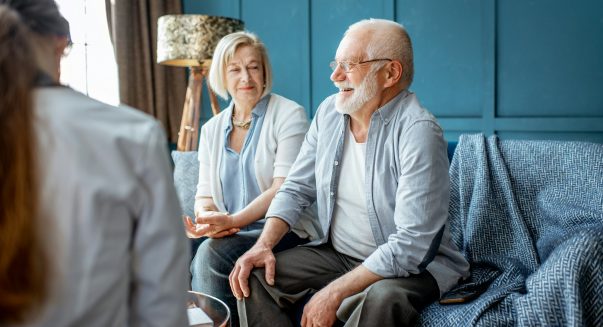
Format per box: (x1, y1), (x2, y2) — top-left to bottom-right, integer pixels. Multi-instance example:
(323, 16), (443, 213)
(220, 95), (270, 231)
(266, 90), (469, 294)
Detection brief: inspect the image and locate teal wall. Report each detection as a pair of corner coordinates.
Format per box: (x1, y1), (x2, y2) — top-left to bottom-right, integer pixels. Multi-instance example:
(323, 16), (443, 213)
(184, 0), (603, 142)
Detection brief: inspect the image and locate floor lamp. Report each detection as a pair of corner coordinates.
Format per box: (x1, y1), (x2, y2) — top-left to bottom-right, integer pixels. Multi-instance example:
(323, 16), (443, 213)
(157, 15), (244, 151)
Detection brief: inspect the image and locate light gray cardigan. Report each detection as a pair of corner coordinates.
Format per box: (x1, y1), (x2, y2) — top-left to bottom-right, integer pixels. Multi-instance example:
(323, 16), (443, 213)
(195, 94), (321, 240)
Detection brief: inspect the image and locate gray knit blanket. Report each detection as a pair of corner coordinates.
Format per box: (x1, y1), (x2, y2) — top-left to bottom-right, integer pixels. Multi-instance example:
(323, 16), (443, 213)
(418, 134), (603, 326)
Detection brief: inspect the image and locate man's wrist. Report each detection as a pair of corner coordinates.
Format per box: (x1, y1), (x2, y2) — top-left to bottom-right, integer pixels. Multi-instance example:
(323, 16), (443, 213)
(327, 265), (383, 302)
(248, 216), (290, 250)
(255, 237), (276, 250)
(326, 279), (349, 302)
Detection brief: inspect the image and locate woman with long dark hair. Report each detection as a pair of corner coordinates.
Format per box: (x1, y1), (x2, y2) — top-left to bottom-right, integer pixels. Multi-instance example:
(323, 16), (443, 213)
(0, 1), (188, 325)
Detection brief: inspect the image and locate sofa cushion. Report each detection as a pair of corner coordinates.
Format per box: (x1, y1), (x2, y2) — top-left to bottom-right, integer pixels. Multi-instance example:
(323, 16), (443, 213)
(171, 150), (199, 218)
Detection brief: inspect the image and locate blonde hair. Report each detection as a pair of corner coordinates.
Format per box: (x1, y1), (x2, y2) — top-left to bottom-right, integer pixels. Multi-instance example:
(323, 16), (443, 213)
(346, 19), (414, 89)
(208, 31), (273, 100)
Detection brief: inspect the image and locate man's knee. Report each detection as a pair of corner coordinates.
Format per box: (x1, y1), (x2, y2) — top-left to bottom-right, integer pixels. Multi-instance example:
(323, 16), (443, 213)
(243, 269), (270, 305)
(356, 280), (418, 325)
(248, 269), (264, 292)
(364, 279), (411, 305)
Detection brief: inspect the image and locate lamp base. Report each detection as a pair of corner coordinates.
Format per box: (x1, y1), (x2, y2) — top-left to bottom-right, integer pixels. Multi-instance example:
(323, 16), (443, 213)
(176, 67), (221, 151)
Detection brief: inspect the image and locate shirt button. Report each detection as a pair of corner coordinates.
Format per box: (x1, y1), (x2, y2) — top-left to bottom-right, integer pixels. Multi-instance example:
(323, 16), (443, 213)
(334, 160), (339, 166)
(330, 192), (334, 197)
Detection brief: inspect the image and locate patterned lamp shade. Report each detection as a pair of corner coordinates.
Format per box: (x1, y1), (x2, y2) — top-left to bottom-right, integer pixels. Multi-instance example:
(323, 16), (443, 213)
(157, 15), (244, 67)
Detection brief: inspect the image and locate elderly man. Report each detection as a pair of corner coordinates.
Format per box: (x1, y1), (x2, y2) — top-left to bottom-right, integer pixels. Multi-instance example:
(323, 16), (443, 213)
(230, 18), (470, 327)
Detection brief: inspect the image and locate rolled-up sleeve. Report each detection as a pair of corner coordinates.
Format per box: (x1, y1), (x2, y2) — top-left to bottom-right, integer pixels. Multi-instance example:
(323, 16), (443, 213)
(363, 120), (450, 278)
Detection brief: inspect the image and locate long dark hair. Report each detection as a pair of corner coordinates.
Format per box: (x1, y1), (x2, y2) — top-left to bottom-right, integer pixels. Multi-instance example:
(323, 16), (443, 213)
(0, 0), (69, 323)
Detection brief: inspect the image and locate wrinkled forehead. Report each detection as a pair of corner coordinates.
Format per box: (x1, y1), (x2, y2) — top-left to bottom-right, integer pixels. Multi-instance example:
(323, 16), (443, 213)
(228, 45), (262, 65)
(335, 29), (370, 61)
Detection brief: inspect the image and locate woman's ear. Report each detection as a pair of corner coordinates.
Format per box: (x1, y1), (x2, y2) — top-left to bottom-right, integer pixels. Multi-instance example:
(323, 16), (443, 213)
(53, 36), (70, 80)
(55, 36), (70, 57)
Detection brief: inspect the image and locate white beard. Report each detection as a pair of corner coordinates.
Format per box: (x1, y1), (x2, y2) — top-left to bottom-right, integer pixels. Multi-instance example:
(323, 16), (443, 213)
(334, 69), (379, 115)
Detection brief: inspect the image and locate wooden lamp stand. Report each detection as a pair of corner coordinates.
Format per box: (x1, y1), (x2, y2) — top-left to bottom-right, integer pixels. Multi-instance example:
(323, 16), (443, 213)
(176, 65), (221, 151)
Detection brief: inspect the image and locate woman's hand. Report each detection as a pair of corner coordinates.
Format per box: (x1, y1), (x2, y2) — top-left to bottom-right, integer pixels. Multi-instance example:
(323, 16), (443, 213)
(195, 211), (240, 238)
(182, 215), (207, 239)
(182, 214), (238, 238)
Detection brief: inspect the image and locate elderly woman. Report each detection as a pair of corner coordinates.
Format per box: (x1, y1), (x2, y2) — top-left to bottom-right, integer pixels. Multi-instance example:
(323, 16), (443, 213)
(183, 31), (318, 325)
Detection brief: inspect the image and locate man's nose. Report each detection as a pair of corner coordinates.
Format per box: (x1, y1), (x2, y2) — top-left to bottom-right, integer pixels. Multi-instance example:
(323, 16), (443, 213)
(330, 64), (346, 82)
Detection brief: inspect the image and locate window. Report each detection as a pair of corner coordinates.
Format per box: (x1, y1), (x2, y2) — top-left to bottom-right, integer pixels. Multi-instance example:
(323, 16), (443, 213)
(55, 0), (119, 106)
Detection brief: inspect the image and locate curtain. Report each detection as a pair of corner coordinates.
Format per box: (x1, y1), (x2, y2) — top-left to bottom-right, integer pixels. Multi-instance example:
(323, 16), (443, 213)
(105, 0), (186, 143)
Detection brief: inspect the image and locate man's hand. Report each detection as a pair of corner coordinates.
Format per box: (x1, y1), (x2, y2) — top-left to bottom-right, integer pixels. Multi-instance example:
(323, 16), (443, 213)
(229, 242), (276, 299)
(229, 217), (290, 299)
(302, 265), (383, 327)
(301, 285), (342, 327)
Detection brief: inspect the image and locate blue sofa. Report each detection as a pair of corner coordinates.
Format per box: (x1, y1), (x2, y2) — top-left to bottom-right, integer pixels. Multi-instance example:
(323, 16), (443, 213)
(172, 134), (603, 326)
(417, 134), (603, 326)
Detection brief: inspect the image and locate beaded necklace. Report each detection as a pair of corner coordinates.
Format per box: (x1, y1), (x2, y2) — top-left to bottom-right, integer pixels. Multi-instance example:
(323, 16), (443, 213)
(231, 111), (252, 129)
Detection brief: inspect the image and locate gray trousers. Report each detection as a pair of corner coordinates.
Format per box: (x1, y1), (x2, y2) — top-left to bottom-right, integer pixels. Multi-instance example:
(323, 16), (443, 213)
(238, 243), (439, 327)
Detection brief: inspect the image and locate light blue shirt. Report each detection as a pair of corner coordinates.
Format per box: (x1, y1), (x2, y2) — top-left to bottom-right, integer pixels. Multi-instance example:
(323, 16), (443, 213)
(267, 90), (470, 294)
(220, 95), (270, 230)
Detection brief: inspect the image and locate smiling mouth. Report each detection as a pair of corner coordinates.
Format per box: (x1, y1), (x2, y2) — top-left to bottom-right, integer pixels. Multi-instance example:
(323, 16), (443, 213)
(339, 87), (354, 93)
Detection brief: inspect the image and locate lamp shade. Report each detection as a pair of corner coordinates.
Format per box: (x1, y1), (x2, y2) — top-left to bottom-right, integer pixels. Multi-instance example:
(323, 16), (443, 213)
(157, 15), (244, 67)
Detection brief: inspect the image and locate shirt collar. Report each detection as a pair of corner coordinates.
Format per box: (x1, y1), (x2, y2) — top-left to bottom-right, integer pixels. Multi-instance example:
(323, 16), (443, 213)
(224, 94), (271, 132)
(251, 94), (270, 118)
(373, 89), (410, 124)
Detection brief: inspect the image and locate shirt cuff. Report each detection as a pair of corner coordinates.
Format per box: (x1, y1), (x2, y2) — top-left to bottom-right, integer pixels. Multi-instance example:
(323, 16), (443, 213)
(362, 245), (410, 279)
(265, 192), (304, 228)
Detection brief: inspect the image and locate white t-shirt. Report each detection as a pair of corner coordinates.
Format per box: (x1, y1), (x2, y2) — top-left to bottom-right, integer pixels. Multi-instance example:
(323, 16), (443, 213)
(330, 127), (377, 260)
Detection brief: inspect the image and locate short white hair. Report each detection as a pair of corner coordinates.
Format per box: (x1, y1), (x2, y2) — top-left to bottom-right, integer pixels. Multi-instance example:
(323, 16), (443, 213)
(345, 19), (414, 89)
(208, 31), (273, 100)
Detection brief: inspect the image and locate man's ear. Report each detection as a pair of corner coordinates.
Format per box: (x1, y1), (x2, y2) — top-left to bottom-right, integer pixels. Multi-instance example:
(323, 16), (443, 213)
(383, 60), (403, 88)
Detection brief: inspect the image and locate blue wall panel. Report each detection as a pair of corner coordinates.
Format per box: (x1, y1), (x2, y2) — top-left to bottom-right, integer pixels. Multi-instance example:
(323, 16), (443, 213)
(183, 0), (239, 18)
(184, 0), (603, 142)
(397, 0), (484, 118)
(242, 0), (311, 114)
(497, 0), (603, 118)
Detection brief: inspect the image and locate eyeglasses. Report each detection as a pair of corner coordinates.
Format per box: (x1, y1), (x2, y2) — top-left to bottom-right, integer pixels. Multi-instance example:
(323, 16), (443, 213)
(329, 58), (392, 73)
